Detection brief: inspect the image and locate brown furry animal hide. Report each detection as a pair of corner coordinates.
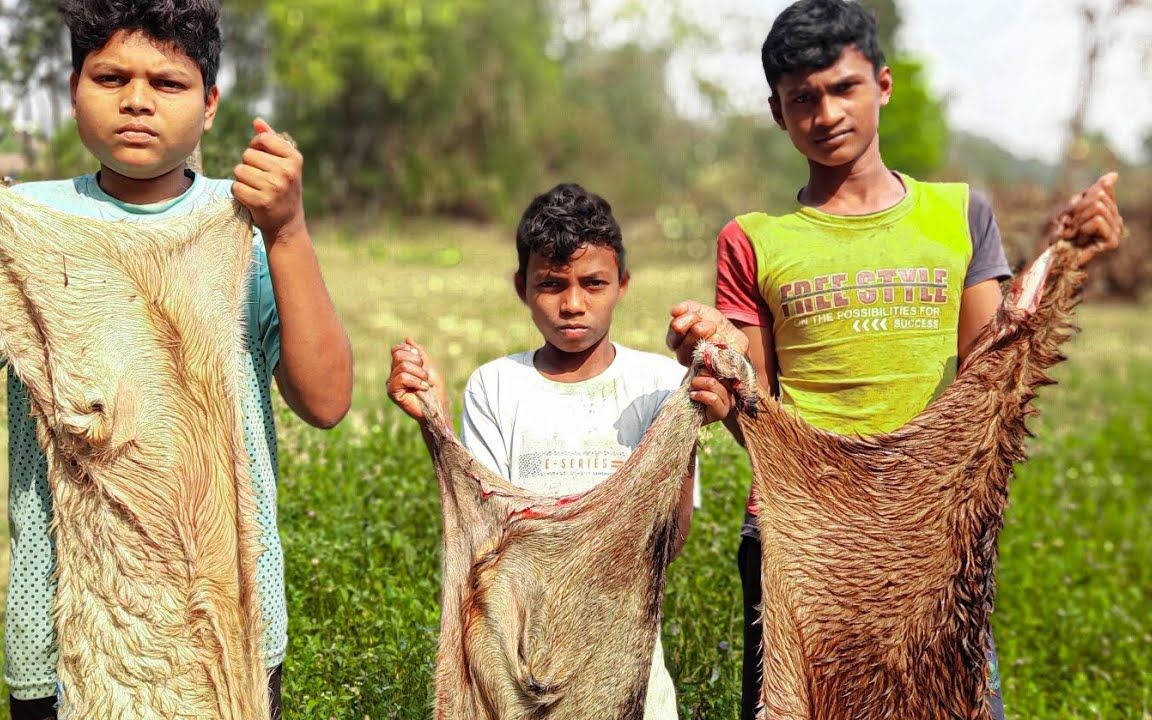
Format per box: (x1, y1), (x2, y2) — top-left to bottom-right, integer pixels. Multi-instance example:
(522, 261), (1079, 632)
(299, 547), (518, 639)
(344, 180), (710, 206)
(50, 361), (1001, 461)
(741, 240), (1086, 720)
(418, 345), (755, 720)
(0, 187), (271, 720)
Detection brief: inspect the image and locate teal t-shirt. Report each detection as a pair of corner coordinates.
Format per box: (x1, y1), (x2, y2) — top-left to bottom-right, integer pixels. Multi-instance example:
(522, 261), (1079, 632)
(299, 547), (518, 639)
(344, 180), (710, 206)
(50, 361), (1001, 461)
(3, 172), (286, 700)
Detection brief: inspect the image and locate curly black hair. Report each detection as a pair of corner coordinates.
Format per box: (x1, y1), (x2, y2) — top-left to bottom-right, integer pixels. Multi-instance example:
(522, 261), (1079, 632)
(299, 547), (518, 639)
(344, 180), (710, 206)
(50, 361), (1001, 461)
(58, 0), (221, 90)
(761, 0), (885, 95)
(515, 183), (626, 280)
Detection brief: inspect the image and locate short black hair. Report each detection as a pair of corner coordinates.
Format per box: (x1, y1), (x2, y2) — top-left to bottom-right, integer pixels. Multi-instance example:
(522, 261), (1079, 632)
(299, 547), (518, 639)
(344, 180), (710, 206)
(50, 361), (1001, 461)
(58, 0), (222, 89)
(515, 183), (626, 280)
(761, 0), (886, 95)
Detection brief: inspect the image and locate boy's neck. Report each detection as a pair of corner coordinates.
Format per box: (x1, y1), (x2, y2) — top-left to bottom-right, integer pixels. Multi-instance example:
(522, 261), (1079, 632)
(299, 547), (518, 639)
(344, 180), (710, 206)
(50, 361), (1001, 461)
(97, 164), (194, 205)
(799, 140), (905, 216)
(533, 336), (616, 383)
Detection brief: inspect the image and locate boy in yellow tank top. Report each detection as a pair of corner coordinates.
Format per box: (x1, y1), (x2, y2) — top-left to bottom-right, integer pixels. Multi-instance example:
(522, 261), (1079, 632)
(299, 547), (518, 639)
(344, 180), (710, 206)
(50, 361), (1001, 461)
(665, 1), (1125, 718)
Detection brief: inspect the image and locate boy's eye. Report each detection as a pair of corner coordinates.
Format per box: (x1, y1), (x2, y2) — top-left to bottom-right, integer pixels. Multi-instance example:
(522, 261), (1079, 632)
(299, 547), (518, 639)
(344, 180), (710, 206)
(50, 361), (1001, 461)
(793, 93), (811, 104)
(154, 79), (186, 90)
(97, 75), (126, 86)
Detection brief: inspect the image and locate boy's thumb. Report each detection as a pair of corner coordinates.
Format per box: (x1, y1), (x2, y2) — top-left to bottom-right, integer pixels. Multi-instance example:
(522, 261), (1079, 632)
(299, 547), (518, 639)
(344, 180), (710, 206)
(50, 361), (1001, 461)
(253, 117), (275, 135)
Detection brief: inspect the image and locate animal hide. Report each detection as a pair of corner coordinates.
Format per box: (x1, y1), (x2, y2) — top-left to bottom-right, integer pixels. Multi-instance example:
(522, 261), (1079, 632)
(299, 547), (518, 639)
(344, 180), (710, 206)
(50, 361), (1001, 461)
(741, 239), (1086, 720)
(418, 345), (755, 720)
(0, 187), (271, 719)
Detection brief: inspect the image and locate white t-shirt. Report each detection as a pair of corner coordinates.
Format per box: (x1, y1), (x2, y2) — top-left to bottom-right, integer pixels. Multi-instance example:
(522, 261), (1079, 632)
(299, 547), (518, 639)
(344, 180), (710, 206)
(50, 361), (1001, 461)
(460, 343), (699, 505)
(459, 341), (691, 719)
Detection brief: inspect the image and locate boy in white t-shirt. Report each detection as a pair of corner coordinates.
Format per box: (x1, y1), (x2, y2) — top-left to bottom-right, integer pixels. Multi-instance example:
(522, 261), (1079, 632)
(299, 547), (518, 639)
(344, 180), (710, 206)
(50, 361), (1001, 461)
(388, 182), (738, 719)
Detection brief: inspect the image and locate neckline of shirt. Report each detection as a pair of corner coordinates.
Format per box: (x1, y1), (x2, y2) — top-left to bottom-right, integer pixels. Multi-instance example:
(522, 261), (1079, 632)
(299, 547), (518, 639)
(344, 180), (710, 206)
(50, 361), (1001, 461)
(521, 342), (628, 389)
(80, 170), (207, 215)
(793, 171), (917, 229)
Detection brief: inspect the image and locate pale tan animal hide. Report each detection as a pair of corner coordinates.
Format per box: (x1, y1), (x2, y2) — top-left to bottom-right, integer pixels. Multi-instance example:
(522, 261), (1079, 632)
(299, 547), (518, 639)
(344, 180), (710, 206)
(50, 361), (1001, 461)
(741, 239), (1086, 720)
(0, 187), (271, 720)
(417, 345), (755, 720)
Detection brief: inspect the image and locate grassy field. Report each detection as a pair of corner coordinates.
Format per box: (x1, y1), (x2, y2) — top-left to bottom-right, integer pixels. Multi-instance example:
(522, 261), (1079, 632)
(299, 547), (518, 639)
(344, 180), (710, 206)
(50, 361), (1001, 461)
(1, 220), (1150, 718)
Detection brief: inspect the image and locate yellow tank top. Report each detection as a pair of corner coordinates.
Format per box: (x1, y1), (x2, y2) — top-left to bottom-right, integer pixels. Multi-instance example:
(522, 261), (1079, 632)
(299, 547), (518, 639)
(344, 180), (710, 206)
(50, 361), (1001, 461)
(738, 175), (973, 436)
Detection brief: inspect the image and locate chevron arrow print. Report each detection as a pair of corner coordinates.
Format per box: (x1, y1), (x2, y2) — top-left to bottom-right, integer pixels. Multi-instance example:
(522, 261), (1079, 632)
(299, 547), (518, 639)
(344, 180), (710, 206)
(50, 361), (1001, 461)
(852, 317), (890, 332)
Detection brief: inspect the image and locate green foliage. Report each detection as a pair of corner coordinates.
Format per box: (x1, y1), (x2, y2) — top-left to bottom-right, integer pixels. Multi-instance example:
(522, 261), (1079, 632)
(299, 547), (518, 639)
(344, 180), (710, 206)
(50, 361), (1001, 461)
(260, 0), (561, 218)
(880, 57), (949, 177)
(265, 0), (471, 104)
(199, 99), (261, 180)
(864, 0), (903, 53)
(0, 0), (67, 89)
(41, 124), (97, 178)
(0, 110), (20, 154)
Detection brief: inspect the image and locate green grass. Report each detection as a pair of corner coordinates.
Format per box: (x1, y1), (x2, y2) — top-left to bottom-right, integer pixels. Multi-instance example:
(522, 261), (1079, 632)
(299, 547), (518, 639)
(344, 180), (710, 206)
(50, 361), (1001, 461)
(2, 221), (1150, 718)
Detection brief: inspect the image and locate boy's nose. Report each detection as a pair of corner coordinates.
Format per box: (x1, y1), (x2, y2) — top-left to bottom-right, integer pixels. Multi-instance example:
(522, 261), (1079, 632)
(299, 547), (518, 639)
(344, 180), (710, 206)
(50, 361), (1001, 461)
(815, 96), (844, 126)
(560, 288), (585, 314)
(120, 80), (156, 115)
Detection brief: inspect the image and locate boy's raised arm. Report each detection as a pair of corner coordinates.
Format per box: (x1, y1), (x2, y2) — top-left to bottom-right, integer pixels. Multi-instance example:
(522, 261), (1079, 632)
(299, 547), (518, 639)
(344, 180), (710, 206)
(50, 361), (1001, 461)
(233, 117), (353, 429)
(958, 173), (1124, 365)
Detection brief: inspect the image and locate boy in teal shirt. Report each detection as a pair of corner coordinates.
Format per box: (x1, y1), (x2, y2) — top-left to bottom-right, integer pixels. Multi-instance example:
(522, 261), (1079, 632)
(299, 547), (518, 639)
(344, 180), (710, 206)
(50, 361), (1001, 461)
(5, 0), (353, 717)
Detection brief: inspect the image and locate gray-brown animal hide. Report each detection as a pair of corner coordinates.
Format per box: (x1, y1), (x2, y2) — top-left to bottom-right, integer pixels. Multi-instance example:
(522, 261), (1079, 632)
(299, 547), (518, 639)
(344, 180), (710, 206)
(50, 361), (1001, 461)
(0, 187), (271, 720)
(741, 240), (1086, 720)
(418, 345), (753, 720)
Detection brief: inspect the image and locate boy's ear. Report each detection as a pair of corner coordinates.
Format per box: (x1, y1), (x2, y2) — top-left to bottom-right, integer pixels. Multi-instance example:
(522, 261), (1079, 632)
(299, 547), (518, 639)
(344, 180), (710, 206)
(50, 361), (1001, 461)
(619, 270), (631, 295)
(514, 271), (527, 303)
(769, 95), (786, 130)
(69, 73), (79, 117)
(877, 66), (893, 107)
(202, 85), (220, 131)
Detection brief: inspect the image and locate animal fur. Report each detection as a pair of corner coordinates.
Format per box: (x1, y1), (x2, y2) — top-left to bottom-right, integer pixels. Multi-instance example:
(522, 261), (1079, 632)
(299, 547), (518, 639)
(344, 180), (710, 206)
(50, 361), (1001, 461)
(740, 239), (1086, 720)
(0, 187), (271, 719)
(418, 344), (755, 720)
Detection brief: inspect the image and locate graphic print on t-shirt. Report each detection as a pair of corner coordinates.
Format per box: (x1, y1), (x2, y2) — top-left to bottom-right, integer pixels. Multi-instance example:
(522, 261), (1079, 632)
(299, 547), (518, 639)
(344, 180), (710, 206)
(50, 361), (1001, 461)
(735, 176), (975, 436)
(514, 428), (630, 496)
(778, 267), (951, 333)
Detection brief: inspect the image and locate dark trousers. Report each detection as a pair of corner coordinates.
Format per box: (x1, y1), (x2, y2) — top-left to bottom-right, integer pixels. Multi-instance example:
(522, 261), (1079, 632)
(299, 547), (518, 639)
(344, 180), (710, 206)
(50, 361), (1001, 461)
(10, 664), (284, 720)
(738, 535), (1007, 720)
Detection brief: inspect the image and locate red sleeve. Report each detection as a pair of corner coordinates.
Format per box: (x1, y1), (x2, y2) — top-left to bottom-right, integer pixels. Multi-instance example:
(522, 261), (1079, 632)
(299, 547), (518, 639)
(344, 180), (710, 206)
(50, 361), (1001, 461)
(715, 219), (772, 327)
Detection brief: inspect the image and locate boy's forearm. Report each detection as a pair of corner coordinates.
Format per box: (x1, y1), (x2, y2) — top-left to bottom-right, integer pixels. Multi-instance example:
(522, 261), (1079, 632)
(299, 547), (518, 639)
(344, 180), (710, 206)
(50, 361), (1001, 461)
(267, 224), (353, 428)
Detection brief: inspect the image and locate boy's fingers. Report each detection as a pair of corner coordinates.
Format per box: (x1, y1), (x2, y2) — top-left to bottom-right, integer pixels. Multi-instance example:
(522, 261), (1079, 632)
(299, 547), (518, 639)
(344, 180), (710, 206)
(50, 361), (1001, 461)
(670, 300), (701, 318)
(1098, 171), (1119, 195)
(249, 129), (297, 159)
(1066, 200), (1118, 235)
(393, 361), (430, 382)
(668, 310), (699, 334)
(403, 373), (432, 391)
(232, 165), (270, 194)
(391, 344), (422, 363)
(690, 374), (717, 391)
(390, 372), (430, 393)
(666, 318), (691, 353)
(241, 147), (281, 173)
(1071, 213), (1117, 244)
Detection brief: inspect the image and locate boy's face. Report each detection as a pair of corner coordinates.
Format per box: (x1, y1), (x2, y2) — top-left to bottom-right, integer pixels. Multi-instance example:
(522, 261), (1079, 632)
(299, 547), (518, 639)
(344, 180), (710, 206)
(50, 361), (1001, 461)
(70, 30), (219, 180)
(516, 244), (629, 355)
(769, 45), (892, 168)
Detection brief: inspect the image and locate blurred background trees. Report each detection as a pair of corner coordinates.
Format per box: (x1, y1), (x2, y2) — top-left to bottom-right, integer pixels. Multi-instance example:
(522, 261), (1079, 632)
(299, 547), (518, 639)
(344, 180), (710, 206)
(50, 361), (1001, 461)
(0, 0), (1148, 294)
